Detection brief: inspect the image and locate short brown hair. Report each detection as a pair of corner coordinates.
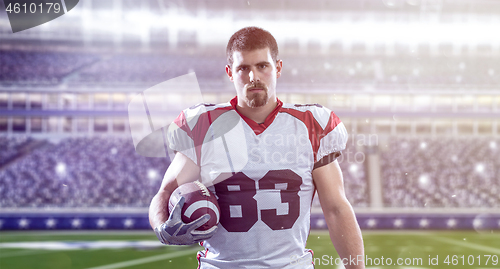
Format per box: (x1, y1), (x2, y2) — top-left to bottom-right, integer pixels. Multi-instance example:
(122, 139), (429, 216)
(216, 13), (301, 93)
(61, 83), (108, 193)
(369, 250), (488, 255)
(226, 26), (279, 67)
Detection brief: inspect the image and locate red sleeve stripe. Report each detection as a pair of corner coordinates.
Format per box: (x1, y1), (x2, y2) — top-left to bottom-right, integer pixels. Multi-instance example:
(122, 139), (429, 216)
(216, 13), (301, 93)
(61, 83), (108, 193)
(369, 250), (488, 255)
(324, 111), (342, 136)
(173, 106), (233, 165)
(280, 108), (341, 162)
(173, 110), (193, 139)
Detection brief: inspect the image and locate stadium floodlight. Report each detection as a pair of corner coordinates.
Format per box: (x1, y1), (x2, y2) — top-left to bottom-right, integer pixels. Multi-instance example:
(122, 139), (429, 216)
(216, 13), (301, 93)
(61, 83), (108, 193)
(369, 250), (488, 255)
(490, 141), (497, 149)
(147, 169), (159, 181)
(418, 174), (430, 189)
(55, 162), (67, 178)
(419, 142), (427, 149)
(349, 163), (358, 173)
(475, 163), (485, 173)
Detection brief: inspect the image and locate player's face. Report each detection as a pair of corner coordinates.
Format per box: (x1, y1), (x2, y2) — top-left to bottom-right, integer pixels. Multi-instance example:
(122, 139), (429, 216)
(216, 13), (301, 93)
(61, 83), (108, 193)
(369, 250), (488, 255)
(226, 47), (282, 108)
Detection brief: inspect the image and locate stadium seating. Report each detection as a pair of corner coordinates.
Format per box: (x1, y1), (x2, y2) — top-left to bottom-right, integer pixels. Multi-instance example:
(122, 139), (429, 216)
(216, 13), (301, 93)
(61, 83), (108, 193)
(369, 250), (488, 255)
(0, 136), (32, 167)
(72, 53), (228, 87)
(1, 49), (499, 89)
(0, 50), (99, 86)
(381, 137), (500, 208)
(338, 140), (369, 207)
(0, 137), (168, 208)
(310, 138), (370, 208)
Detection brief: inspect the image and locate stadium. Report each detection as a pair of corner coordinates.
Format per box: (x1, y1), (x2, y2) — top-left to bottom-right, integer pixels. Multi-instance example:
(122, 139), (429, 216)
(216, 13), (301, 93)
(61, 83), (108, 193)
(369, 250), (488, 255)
(0, 0), (499, 268)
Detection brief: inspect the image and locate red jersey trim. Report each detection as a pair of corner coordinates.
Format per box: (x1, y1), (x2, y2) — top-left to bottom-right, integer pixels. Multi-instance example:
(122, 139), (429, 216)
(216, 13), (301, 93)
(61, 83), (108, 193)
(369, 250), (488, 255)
(308, 249), (315, 265)
(230, 96), (283, 135)
(324, 111), (342, 136)
(173, 100), (341, 164)
(196, 248), (209, 269)
(173, 105), (233, 165)
(280, 108), (341, 162)
(196, 252), (202, 269)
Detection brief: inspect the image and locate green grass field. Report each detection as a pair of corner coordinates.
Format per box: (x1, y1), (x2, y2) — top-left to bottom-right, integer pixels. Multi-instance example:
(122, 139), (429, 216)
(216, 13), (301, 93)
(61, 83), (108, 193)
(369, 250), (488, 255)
(0, 230), (499, 268)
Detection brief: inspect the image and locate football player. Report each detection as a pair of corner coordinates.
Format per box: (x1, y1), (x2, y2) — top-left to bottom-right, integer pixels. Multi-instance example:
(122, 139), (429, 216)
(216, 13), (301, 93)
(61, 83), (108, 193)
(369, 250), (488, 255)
(149, 26), (365, 269)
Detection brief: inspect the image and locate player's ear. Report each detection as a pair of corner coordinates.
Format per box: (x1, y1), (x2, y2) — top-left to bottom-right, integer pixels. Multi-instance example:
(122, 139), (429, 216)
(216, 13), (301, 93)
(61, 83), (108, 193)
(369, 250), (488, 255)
(225, 65), (233, 82)
(276, 60), (282, 79)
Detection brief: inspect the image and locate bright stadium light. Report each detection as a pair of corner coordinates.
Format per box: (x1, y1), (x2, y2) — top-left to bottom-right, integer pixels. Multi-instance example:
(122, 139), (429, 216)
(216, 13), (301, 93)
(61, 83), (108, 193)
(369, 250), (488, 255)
(349, 164), (359, 173)
(490, 141), (497, 150)
(125, 11), (154, 28)
(418, 174), (430, 188)
(55, 162), (66, 176)
(420, 142), (427, 150)
(475, 163), (485, 173)
(413, 68), (420, 76)
(406, 0), (420, 6)
(147, 169), (159, 181)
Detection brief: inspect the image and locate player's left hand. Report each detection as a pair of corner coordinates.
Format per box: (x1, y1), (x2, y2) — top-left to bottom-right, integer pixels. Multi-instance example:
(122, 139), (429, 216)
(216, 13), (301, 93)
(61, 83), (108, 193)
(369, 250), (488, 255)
(154, 196), (218, 245)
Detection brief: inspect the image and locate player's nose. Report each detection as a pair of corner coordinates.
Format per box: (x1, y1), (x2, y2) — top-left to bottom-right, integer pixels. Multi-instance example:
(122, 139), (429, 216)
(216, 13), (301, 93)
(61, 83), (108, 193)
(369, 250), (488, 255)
(249, 69), (260, 83)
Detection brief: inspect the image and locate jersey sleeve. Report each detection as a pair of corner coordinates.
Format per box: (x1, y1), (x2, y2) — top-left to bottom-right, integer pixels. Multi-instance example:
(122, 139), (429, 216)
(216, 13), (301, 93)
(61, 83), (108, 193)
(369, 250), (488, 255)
(166, 110), (198, 165)
(314, 107), (348, 169)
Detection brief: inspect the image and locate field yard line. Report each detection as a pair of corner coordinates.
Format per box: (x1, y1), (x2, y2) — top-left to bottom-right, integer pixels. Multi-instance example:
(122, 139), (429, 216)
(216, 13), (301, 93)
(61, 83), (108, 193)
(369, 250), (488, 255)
(0, 249), (49, 258)
(85, 248), (198, 269)
(432, 237), (500, 255)
(359, 231), (435, 236)
(0, 231), (153, 237)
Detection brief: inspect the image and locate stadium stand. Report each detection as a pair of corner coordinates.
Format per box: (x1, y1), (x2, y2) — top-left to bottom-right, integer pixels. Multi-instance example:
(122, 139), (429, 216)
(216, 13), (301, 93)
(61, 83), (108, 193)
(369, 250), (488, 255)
(2, 49), (499, 89)
(337, 140), (369, 207)
(0, 50), (99, 86)
(72, 54), (227, 87)
(381, 137), (500, 208)
(0, 137), (168, 208)
(0, 136), (32, 167)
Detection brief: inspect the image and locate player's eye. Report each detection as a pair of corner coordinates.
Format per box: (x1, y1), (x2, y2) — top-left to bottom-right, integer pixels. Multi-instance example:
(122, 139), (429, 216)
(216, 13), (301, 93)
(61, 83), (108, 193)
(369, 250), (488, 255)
(258, 64), (267, 69)
(238, 66), (248, 71)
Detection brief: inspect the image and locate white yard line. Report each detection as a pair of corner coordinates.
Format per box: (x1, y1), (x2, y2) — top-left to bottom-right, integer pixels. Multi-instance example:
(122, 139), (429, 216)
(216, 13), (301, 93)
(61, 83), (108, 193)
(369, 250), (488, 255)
(86, 249), (198, 269)
(360, 231), (435, 236)
(0, 231), (153, 237)
(0, 249), (49, 258)
(432, 237), (500, 255)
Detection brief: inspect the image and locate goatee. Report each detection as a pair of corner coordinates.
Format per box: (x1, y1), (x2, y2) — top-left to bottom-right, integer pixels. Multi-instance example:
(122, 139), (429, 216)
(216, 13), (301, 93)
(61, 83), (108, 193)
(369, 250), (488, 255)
(246, 82), (268, 108)
(247, 91), (268, 108)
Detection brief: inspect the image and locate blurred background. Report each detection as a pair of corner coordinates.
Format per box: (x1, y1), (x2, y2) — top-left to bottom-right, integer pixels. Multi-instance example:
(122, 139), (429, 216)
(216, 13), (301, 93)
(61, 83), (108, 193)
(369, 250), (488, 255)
(0, 0), (499, 267)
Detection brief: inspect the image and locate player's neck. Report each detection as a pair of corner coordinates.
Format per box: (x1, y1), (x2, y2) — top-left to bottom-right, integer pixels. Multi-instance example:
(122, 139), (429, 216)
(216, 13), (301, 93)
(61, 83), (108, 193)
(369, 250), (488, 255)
(236, 98), (278, 124)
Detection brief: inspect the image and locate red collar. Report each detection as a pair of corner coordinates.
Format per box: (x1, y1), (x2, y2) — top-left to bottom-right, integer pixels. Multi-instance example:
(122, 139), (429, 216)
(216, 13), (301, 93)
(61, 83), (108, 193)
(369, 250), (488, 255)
(230, 96), (283, 135)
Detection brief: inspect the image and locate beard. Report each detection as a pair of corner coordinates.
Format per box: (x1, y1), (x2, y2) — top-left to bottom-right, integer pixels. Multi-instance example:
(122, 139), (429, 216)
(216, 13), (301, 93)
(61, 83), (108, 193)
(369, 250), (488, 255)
(245, 82), (269, 108)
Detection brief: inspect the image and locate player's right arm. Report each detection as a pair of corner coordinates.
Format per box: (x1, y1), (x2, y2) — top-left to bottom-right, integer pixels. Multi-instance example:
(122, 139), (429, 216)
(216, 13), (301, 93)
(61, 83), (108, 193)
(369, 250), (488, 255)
(149, 152), (216, 245)
(149, 151), (200, 229)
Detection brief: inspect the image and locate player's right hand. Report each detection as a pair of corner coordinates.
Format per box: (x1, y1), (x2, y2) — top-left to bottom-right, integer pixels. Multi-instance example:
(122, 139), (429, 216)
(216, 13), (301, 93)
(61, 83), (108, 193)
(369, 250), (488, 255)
(154, 196), (218, 245)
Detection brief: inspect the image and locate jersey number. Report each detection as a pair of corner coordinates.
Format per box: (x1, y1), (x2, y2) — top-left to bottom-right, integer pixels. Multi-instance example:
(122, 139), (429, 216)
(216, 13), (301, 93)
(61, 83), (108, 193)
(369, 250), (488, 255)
(214, 169), (302, 232)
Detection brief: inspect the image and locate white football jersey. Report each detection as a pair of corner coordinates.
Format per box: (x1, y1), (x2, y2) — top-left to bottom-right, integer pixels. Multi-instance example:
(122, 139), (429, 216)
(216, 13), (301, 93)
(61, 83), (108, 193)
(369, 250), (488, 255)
(167, 97), (348, 269)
